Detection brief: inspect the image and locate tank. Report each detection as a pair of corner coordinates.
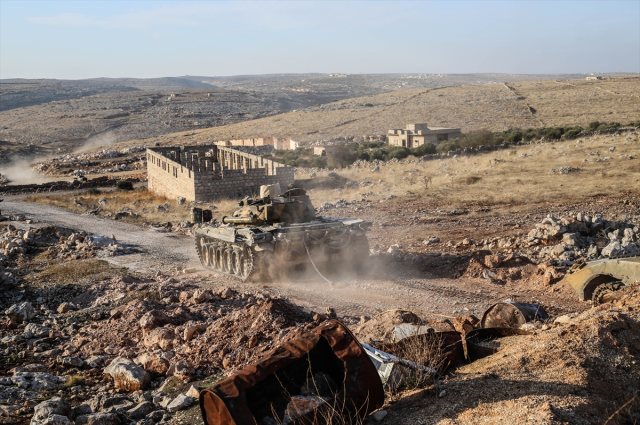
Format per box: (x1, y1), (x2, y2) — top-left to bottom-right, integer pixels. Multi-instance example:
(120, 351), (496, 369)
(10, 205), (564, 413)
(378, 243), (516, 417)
(194, 186), (371, 281)
(564, 255), (640, 304)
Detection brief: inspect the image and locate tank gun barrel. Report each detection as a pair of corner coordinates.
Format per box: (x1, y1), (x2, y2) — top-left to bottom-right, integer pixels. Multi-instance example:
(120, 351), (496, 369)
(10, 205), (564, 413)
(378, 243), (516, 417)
(222, 215), (259, 225)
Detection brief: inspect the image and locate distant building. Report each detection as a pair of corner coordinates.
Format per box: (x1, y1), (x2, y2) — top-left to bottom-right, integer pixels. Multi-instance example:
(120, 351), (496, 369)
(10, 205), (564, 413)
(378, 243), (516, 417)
(388, 123), (461, 147)
(214, 137), (297, 150)
(313, 146), (341, 156)
(586, 76), (603, 81)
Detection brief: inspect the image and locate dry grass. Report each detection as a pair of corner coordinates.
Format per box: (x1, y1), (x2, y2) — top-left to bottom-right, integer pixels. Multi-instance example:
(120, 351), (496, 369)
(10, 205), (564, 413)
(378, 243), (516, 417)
(65, 375), (86, 387)
(33, 259), (123, 284)
(107, 76), (640, 150)
(21, 187), (238, 224)
(303, 131), (640, 214)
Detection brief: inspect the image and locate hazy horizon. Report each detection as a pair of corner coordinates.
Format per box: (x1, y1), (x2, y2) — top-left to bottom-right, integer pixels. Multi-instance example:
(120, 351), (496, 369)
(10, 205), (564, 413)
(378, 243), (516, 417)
(1, 1), (639, 80)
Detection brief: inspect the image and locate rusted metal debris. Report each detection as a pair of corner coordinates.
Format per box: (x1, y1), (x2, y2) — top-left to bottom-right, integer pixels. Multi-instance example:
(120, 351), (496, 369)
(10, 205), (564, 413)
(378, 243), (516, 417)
(481, 302), (548, 329)
(565, 255), (640, 303)
(199, 319), (384, 425)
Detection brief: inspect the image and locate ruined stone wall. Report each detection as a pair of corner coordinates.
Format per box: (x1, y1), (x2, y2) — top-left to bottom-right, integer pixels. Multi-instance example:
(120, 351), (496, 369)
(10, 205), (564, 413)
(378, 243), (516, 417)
(146, 145), (294, 202)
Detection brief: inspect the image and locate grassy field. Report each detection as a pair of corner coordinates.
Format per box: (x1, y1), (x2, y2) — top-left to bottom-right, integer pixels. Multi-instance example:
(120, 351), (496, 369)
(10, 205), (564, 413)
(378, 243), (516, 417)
(301, 130), (640, 213)
(107, 76), (640, 150)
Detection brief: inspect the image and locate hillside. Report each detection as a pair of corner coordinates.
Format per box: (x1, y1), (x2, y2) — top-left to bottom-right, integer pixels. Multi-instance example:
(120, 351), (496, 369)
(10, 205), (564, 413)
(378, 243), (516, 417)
(113, 75), (639, 148)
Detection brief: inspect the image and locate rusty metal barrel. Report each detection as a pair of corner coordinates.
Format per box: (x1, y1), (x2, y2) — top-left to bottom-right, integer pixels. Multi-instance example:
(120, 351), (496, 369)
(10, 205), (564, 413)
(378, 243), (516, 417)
(480, 302), (548, 329)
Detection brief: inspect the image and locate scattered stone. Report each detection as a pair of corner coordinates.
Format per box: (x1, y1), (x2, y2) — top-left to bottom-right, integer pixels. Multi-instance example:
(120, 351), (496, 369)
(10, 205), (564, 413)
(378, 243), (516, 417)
(166, 394), (194, 413)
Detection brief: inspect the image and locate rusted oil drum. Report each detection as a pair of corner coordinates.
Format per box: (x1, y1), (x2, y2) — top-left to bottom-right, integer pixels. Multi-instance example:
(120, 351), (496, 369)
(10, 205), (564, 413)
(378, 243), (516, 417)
(465, 328), (531, 361)
(480, 302), (548, 329)
(202, 209), (213, 223)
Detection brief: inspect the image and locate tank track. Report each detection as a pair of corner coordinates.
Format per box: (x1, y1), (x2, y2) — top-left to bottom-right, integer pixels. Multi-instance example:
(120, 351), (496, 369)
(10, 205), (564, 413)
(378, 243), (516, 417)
(196, 235), (265, 281)
(592, 281), (624, 305)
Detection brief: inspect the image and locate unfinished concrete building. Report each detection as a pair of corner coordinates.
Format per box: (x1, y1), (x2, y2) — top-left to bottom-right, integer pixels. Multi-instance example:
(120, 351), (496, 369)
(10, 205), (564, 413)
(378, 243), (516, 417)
(388, 123), (461, 147)
(146, 145), (294, 202)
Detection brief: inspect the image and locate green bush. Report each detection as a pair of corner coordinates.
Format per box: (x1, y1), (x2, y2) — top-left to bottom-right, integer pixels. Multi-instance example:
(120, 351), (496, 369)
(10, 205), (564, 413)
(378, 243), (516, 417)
(369, 149), (388, 161)
(116, 180), (134, 191)
(309, 156), (327, 168)
(388, 146), (411, 160)
(411, 142), (437, 156)
(460, 130), (494, 148)
(436, 140), (460, 154)
(562, 127), (583, 139)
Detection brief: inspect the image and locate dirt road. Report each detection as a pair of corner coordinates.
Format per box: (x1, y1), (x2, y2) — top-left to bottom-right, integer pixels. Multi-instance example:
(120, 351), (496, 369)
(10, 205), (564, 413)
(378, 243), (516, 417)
(1, 199), (585, 318)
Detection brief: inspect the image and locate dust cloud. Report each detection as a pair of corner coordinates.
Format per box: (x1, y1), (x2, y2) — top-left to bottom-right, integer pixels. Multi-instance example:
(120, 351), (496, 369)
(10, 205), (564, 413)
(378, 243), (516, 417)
(75, 131), (117, 153)
(0, 156), (51, 185)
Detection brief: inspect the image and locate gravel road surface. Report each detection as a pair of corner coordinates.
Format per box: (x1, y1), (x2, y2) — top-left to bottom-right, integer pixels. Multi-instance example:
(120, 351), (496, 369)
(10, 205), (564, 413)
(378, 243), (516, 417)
(1, 199), (584, 318)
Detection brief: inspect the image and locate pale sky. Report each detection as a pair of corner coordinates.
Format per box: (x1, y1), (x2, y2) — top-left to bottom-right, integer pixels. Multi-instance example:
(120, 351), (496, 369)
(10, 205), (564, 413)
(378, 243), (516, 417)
(1, 0), (639, 79)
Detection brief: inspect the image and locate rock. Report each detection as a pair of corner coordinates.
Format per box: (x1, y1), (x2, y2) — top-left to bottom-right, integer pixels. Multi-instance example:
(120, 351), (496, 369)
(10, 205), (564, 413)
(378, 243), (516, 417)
(387, 245), (400, 255)
(602, 241), (623, 257)
(127, 402), (155, 420)
(183, 324), (207, 341)
(30, 397), (71, 425)
(166, 394), (194, 413)
(554, 315), (572, 325)
(75, 412), (121, 425)
(86, 356), (110, 368)
(483, 254), (502, 268)
(185, 385), (200, 399)
(143, 328), (174, 351)
(143, 358), (169, 376)
(139, 310), (170, 331)
(25, 323), (51, 338)
(283, 396), (328, 423)
(5, 302), (35, 324)
(562, 233), (580, 246)
(57, 303), (78, 314)
(192, 289), (214, 304)
(372, 410), (388, 422)
(103, 358), (150, 391)
(57, 356), (84, 368)
(167, 359), (193, 379)
(41, 414), (73, 425)
(146, 410), (164, 423)
(71, 404), (93, 418)
(12, 372), (66, 390)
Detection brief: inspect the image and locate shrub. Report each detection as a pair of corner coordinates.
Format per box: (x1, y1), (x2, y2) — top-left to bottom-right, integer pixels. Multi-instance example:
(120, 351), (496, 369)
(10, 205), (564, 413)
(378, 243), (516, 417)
(116, 180), (134, 191)
(388, 146), (411, 160)
(436, 140), (460, 154)
(460, 130), (494, 148)
(309, 156), (327, 168)
(66, 375), (86, 387)
(369, 149), (387, 161)
(85, 188), (101, 195)
(411, 142), (437, 157)
(563, 127), (583, 139)
(466, 176), (482, 185)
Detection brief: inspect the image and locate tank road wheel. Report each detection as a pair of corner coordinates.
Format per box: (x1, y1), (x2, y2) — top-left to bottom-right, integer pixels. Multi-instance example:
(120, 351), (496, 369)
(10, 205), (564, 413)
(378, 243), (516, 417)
(237, 249), (254, 281)
(202, 244), (210, 267)
(195, 237), (205, 267)
(592, 281), (624, 305)
(208, 245), (216, 268)
(223, 249), (234, 273)
(230, 249), (241, 275)
(215, 246), (225, 271)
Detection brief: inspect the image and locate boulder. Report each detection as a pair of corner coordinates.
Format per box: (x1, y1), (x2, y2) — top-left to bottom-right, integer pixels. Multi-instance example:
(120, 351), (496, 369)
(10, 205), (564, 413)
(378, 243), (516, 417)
(25, 323), (51, 338)
(166, 394), (194, 412)
(75, 412), (121, 425)
(143, 328), (174, 351)
(5, 302), (35, 324)
(40, 414), (73, 425)
(185, 385), (200, 399)
(103, 358), (150, 391)
(126, 402), (155, 420)
(167, 359), (193, 379)
(602, 241), (623, 257)
(139, 310), (170, 331)
(192, 289), (214, 304)
(56, 356), (84, 368)
(57, 303), (78, 314)
(143, 358), (169, 376)
(30, 397), (71, 425)
(184, 324), (207, 341)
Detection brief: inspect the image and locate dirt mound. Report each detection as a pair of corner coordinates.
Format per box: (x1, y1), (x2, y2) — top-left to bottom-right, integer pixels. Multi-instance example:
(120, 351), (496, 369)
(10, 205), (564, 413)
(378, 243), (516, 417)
(385, 284), (640, 424)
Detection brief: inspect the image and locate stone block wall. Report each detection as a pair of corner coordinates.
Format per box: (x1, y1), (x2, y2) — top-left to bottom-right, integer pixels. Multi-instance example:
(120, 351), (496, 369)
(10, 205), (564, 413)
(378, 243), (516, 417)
(146, 145), (294, 202)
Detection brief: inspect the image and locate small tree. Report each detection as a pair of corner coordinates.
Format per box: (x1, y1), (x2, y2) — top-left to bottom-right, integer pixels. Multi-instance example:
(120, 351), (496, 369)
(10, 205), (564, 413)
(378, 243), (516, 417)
(116, 180), (134, 191)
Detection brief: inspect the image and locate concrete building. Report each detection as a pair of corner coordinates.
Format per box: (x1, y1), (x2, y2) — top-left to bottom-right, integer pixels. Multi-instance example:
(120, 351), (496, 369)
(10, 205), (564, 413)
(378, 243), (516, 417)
(388, 123), (461, 147)
(586, 76), (603, 81)
(147, 145), (294, 202)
